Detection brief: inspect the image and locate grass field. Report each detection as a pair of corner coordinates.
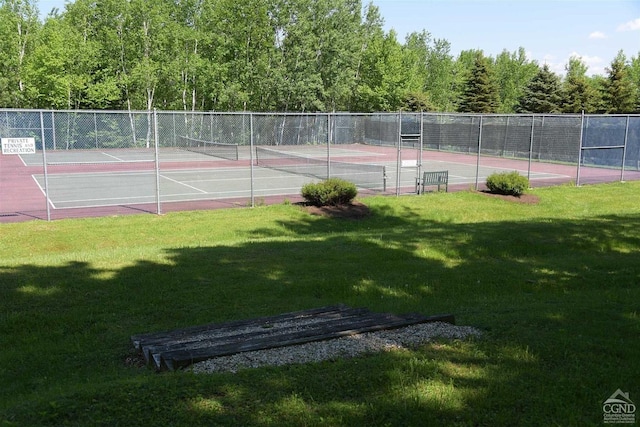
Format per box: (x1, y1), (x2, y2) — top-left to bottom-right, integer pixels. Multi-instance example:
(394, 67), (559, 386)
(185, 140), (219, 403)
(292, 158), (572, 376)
(1, 182), (639, 426)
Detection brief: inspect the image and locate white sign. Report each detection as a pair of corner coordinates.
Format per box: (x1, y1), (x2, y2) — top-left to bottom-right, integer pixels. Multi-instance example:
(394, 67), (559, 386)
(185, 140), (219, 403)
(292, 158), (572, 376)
(1, 137), (36, 155)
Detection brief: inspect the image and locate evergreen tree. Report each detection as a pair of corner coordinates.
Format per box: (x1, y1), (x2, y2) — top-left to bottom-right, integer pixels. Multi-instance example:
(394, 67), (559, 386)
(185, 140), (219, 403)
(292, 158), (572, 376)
(458, 51), (499, 113)
(630, 54), (640, 113)
(604, 50), (635, 113)
(589, 75), (609, 113)
(516, 64), (562, 113)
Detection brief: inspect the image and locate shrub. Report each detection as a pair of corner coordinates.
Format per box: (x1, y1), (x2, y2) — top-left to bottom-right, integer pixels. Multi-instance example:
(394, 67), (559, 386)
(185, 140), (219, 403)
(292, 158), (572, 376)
(301, 178), (358, 206)
(485, 171), (529, 196)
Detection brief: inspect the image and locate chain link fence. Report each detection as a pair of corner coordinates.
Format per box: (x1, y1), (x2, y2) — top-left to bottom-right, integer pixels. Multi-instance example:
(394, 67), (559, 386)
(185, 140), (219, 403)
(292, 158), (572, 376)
(1, 110), (639, 221)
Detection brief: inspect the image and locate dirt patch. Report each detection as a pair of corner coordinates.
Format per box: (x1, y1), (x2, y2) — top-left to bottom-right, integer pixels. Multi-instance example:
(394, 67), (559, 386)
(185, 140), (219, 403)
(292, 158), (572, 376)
(300, 192), (539, 219)
(301, 200), (371, 219)
(478, 191), (540, 204)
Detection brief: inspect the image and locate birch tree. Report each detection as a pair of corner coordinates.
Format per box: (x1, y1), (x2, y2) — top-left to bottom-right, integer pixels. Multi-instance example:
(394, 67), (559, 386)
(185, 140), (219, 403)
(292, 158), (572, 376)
(0, 0), (39, 107)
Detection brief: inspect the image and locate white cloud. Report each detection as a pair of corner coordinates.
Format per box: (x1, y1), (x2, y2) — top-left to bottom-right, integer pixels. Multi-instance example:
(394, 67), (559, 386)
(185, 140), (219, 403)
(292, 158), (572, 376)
(567, 52), (606, 76)
(538, 52), (607, 77)
(569, 52), (603, 65)
(588, 31), (607, 39)
(537, 54), (565, 76)
(542, 53), (556, 63)
(617, 18), (640, 32)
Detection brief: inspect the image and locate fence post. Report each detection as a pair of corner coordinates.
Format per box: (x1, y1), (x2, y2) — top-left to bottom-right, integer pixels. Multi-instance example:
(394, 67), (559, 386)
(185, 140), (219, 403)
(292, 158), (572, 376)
(396, 111), (402, 196)
(527, 115), (535, 181)
(172, 112), (177, 147)
(327, 112), (332, 179)
(576, 111), (585, 186)
(250, 112), (255, 208)
(40, 111), (51, 221)
(474, 115), (483, 191)
(621, 114), (630, 182)
(418, 111), (424, 191)
(153, 109), (162, 215)
(94, 112), (98, 148)
(51, 111), (57, 150)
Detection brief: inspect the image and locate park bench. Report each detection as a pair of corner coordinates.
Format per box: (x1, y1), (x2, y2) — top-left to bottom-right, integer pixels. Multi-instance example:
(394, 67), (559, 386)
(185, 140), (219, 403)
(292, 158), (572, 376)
(419, 170), (448, 193)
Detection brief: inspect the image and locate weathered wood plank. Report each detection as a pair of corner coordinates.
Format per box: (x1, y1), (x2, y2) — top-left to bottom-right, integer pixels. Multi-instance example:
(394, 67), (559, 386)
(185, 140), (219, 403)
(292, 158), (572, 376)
(131, 306), (455, 371)
(136, 307), (373, 366)
(131, 304), (358, 350)
(160, 313), (449, 371)
(140, 311), (366, 366)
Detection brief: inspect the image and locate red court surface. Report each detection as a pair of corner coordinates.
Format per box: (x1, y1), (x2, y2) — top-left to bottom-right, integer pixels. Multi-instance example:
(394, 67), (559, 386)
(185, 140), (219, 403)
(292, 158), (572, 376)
(1, 146), (637, 223)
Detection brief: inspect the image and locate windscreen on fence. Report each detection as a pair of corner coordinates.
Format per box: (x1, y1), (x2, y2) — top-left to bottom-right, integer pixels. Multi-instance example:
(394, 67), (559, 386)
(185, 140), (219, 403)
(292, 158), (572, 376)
(1, 109), (638, 222)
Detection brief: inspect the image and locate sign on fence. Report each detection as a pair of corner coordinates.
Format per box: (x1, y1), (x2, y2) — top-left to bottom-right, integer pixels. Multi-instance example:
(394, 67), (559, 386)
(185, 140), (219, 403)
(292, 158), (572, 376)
(1, 137), (36, 155)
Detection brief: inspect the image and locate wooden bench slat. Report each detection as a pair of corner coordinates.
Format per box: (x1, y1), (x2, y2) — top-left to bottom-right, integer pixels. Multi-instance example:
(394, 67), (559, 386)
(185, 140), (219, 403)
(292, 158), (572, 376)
(160, 312), (433, 371)
(131, 304), (355, 349)
(131, 305), (455, 371)
(145, 311), (407, 369)
(138, 307), (374, 366)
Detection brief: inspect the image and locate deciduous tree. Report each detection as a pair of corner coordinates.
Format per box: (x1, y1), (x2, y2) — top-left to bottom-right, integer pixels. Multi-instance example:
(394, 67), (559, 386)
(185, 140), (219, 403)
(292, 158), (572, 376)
(561, 56), (597, 113)
(0, 0), (40, 107)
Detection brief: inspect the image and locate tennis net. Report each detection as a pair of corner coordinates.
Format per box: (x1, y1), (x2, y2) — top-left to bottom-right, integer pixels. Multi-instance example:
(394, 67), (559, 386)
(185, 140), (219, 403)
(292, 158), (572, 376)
(255, 146), (386, 190)
(178, 136), (239, 161)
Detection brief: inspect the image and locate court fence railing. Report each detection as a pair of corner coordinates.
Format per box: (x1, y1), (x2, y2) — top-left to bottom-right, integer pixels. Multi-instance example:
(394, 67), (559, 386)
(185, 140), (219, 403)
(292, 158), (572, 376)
(1, 109), (639, 221)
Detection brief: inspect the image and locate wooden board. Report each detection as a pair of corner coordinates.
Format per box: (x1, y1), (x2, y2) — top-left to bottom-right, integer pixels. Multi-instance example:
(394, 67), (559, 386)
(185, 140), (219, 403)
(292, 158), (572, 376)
(131, 305), (455, 371)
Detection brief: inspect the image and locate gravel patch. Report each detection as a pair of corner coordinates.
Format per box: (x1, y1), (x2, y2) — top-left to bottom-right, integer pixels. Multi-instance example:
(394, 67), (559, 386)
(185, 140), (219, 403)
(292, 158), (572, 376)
(190, 321), (482, 374)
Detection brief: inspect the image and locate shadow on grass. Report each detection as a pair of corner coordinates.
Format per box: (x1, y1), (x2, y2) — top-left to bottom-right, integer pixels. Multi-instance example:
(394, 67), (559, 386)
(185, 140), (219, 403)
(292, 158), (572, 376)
(1, 206), (639, 425)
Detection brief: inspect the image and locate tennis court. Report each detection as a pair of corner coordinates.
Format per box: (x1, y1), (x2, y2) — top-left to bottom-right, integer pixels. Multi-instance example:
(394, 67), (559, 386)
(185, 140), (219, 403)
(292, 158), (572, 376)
(2, 110), (638, 222)
(26, 144), (571, 210)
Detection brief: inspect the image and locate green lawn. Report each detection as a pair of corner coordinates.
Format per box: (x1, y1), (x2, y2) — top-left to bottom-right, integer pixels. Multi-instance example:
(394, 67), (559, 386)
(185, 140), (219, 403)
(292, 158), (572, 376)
(1, 182), (639, 426)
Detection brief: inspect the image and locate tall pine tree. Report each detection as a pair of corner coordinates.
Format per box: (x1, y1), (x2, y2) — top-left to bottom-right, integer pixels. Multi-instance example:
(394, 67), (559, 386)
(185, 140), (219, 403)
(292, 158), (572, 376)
(516, 64), (562, 113)
(458, 51), (499, 113)
(605, 50), (635, 113)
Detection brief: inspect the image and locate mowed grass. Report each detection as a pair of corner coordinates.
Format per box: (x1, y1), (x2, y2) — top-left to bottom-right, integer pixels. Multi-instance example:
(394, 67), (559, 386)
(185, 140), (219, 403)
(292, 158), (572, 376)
(1, 182), (639, 426)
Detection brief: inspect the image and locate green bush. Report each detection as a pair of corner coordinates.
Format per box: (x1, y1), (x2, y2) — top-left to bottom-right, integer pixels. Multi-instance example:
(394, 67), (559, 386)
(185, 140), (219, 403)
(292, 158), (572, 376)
(485, 171), (529, 196)
(301, 178), (358, 206)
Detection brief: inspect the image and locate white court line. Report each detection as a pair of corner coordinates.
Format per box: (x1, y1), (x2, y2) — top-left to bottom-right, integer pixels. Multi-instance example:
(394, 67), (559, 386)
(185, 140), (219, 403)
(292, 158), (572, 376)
(45, 159), (154, 165)
(50, 188), (301, 209)
(181, 175), (303, 184)
(53, 194), (156, 204)
(160, 174), (208, 193)
(101, 152), (126, 161)
(426, 159), (572, 178)
(30, 175), (57, 209)
(41, 170), (155, 178)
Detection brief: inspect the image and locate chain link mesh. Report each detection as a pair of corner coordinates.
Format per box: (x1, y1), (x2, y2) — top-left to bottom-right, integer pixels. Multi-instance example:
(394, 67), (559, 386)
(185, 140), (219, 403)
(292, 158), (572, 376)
(1, 110), (638, 220)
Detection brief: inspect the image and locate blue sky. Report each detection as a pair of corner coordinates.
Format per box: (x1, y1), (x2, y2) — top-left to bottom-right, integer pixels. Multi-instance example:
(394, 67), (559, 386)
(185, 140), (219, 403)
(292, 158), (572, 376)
(371, 0), (640, 76)
(37, 0), (639, 77)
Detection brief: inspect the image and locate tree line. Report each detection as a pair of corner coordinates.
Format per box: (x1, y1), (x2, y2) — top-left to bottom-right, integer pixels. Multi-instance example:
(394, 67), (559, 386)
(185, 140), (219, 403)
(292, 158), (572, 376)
(1, 0), (639, 113)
